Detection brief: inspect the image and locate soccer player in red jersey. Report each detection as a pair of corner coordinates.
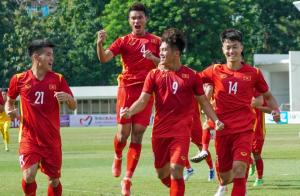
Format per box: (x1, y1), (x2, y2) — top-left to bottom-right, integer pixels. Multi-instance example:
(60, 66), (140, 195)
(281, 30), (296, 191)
(184, 99), (215, 182)
(121, 28), (224, 196)
(5, 39), (77, 196)
(200, 29), (280, 196)
(249, 92), (272, 187)
(96, 3), (160, 195)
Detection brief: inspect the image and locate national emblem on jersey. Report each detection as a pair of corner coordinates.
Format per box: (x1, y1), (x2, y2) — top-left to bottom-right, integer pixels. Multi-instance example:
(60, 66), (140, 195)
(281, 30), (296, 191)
(49, 84), (57, 91)
(220, 74), (228, 79)
(243, 75), (252, 81)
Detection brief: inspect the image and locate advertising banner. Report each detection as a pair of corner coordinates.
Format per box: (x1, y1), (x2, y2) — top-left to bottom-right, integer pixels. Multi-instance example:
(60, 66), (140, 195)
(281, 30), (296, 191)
(69, 114), (117, 127)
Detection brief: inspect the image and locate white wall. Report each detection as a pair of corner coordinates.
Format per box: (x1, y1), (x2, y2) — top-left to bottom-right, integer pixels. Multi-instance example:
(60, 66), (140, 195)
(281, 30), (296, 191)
(289, 51), (300, 111)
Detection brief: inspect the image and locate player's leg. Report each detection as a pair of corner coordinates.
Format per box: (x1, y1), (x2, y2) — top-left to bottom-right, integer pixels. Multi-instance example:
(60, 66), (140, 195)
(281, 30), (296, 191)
(169, 137), (190, 196)
(183, 159), (194, 181)
(214, 135), (232, 196)
(0, 126), (5, 149)
(153, 137), (171, 188)
(231, 131), (254, 196)
(252, 139), (264, 187)
(113, 123), (131, 177)
(22, 163), (39, 196)
(41, 147), (63, 196)
(3, 121), (10, 151)
(114, 86), (133, 177)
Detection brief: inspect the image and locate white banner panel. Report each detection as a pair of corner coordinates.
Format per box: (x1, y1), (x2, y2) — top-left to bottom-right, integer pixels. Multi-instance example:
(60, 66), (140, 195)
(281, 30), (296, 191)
(288, 111), (300, 124)
(69, 114), (117, 127)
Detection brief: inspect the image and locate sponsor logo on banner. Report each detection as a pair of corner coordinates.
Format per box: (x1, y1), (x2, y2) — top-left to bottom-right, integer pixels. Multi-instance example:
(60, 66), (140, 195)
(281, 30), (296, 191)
(265, 111), (288, 124)
(80, 115), (93, 126)
(70, 114), (117, 127)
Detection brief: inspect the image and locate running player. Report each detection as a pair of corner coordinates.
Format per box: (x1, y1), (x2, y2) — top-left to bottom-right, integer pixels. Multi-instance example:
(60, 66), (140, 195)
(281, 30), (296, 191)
(200, 28), (280, 196)
(0, 88), (11, 151)
(96, 3), (160, 195)
(5, 39), (77, 196)
(121, 28), (224, 196)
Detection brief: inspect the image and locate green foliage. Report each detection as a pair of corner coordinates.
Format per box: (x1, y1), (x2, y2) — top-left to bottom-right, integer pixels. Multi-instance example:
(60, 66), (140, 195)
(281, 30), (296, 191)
(1, 0), (300, 86)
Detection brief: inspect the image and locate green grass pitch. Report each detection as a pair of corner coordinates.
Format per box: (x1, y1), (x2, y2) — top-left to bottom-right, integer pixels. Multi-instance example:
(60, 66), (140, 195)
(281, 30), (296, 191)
(0, 124), (300, 195)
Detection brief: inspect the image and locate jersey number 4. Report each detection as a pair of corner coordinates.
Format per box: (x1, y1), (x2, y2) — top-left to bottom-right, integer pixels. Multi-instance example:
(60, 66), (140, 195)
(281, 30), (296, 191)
(34, 91), (44, 104)
(228, 81), (238, 94)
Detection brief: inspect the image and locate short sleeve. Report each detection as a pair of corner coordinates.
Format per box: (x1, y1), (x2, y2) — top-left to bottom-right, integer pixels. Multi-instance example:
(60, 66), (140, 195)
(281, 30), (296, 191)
(109, 37), (123, 57)
(254, 69), (269, 94)
(194, 73), (205, 96)
(59, 76), (73, 97)
(7, 75), (19, 99)
(142, 70), (156, 94)
(199, 65), (214, 84)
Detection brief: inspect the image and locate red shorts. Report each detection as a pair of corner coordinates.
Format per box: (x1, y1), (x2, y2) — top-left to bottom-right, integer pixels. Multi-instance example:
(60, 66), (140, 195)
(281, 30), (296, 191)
(215, 130), (254, 172)
(191, 118), (202, 147)
(116, 84), (153, 126)
(19, 143), (62, 178)
(152, 137), (190, 169)
(252, 138), (264, 154)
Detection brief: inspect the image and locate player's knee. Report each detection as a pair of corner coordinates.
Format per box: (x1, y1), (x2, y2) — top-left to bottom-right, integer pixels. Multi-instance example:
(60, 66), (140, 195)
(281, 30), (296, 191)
(131, 130), (145, 143)
(253, 153), (261, 160)
(170, 164), (184, 179)
(23, 173), (36, 183)
(232, 162), (247, 178)
(48, 178), (60, 187)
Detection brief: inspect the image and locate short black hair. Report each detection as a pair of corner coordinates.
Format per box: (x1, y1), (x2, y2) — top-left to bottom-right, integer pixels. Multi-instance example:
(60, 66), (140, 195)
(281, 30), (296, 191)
(128, 2), (148, 17)
(220, 28), (243, 43)
(28, 39), (55, 57)
(161, 28), (186, 54)
(1, 88), (8, 92)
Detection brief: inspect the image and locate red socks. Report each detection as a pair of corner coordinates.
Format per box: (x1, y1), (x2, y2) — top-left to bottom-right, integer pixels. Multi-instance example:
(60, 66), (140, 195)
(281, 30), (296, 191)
(202, 129), (211, 151)
(255, 158), (264, 179)
(22, 179), (37, 196)
(114, 135), (127, 158)
(161, 176), (171, 187)
(232, 178), (246, 196)
(126, 143), (142, 178)
(170, 178), (185, 196)
(48, 182), (62, 196)
(205, 151), (213, 169)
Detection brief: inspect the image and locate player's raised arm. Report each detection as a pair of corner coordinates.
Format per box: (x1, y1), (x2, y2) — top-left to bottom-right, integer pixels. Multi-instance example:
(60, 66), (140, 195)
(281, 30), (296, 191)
(196, 95), (224, 131)
(261, 91), (280, 122)
(96, 30), (114, 63)
(121, 92), (151, 119)
(4, 96), (18, 119)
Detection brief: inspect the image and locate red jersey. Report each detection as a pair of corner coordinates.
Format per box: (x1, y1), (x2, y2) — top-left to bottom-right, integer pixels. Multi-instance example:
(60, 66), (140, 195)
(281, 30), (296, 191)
(109, 32), (160, 87)
(8, 70), (73, 147)
(200, 63), (269, 136)
(143, 66), (205, 138)
(0, 90), (3, 105)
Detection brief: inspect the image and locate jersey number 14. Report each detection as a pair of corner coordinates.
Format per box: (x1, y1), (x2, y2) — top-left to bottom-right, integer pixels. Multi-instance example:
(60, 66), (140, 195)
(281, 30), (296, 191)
(228, 81), (238, 94)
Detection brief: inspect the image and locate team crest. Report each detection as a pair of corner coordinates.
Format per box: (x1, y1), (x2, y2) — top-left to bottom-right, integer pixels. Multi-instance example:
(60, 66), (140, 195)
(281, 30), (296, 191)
(24, 84), (31, 89)
(220, 74), (228, 79)
(181, 156), (186, 161)
(49, 84), (57, 90)
(243, 75), (251, 81)
(181, 74), (189, 78)
(240, 152), (247, 156)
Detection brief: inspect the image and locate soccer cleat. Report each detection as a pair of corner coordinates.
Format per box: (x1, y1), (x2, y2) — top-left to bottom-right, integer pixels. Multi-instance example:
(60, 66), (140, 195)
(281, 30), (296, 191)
(253, 178), (264, 187)
(184, 168), (194, 181)
(121, 178), (132, 196)
(214, 185), (227, 196)
(249, 163), (255, 176)
(208, 169), (215, 181)
(112, 156), (122, 177)
(190, 150), (208, 163)
(4, 144), (9, 152)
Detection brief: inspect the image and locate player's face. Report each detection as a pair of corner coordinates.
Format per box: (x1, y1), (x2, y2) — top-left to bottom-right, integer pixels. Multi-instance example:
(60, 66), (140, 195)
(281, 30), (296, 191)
(37, 47), (54, 71)
(222, 39), (243, 63)
(128, 11), (147, 36)
(159, 42), (178, 67)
